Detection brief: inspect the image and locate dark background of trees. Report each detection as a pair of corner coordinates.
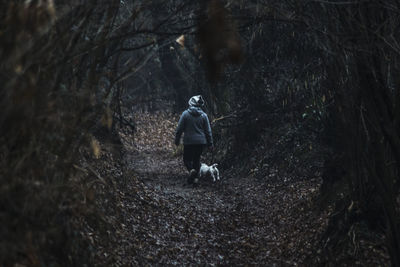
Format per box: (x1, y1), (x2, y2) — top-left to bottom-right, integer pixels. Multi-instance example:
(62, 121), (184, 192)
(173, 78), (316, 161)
(0, 0), (399, 265)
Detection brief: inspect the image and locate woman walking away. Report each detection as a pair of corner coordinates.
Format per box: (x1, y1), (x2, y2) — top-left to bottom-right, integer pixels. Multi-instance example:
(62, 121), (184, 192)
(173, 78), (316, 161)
(175, 95), (213, 184)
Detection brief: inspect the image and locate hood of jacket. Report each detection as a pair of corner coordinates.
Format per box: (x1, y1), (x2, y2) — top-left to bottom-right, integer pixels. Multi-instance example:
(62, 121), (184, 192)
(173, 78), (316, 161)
(187, 106), (203, 117)
(188, 95), (204, 108)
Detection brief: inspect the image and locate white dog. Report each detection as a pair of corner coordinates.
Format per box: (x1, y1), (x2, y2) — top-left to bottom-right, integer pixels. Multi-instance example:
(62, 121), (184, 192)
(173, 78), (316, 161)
(199, 163), (220, 182)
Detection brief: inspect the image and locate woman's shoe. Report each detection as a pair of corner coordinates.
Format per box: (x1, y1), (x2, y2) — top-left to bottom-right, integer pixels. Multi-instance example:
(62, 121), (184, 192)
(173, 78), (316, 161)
(187, 169), (196, 184)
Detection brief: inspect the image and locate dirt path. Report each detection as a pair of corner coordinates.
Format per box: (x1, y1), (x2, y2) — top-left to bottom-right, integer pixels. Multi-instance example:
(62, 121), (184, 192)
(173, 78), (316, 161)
(117, 112), (325, 265)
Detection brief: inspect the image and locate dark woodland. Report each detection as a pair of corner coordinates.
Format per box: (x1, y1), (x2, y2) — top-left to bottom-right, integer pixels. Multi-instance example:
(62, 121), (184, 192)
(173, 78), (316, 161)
(1, 0), (399, 266)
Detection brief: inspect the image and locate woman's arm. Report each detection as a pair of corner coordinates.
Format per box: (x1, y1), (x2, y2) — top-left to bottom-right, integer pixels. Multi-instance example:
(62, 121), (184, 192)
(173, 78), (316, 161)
(203, 114), (213, 147)
(175, 112), (186, 145)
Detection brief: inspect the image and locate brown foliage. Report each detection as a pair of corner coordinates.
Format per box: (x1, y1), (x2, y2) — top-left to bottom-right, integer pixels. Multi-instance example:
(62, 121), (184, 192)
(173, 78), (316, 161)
(197, 0), (244, 82)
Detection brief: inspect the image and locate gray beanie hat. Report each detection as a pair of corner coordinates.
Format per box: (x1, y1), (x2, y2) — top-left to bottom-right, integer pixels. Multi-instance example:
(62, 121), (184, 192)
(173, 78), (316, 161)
(188, 95), (205, 107)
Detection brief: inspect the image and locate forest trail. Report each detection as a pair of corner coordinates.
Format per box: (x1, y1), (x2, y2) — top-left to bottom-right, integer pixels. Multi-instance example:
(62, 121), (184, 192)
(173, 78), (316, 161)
(118, 112), (326, 265)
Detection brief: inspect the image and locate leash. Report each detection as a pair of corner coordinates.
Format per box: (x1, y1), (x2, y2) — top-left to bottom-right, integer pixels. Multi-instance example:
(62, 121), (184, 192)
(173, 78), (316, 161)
(210, 145), (215, 164)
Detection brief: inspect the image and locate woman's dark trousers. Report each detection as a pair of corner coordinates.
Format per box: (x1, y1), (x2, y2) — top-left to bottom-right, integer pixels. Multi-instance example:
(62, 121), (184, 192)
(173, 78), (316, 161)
(183, 144), (203, 180)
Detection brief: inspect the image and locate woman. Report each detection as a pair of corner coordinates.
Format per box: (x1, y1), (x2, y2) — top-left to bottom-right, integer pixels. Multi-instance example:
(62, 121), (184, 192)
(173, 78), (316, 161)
(175, 95), (213, 184)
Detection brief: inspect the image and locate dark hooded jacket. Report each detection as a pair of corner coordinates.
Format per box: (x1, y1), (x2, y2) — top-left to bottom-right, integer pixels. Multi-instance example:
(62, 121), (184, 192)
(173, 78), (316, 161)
(175, 96), (213, 146)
